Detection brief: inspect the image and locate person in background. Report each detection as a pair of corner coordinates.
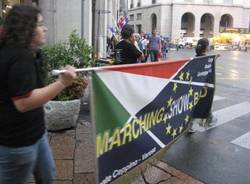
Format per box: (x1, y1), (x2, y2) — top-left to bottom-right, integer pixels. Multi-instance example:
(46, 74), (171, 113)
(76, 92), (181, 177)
(0, 5), (76, 184)
(141, 35), (149, 62)
(161, 38), (168, 59)
(188, 38), (218, 133)
(148, 29), (161, 62)
(115, 24), (144, 64)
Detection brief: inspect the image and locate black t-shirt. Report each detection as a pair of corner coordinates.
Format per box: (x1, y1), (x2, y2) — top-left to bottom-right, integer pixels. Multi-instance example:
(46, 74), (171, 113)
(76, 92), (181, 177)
(0, 46), (45, 147)
(115, 40), (142, 64)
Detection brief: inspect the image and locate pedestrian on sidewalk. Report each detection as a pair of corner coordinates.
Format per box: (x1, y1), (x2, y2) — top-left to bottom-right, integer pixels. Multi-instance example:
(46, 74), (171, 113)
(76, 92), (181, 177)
(0, 5), (76, 184)
(148, 30), (161, 62)
(189, 38), (218, 133)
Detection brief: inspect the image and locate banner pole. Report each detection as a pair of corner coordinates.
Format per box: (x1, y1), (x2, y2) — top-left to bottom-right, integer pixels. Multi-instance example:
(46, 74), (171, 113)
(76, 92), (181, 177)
(52, 66), (100, 76)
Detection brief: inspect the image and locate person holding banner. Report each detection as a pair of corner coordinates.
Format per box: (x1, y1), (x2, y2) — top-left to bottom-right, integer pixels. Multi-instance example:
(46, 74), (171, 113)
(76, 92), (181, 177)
(0, 5), (76, 184)
(189, 38), (218, 133)
(115, 24), (144, 64)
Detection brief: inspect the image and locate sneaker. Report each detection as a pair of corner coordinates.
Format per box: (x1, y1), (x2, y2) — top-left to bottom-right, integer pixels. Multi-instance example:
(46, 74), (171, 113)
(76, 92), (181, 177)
(205, 114), (217, 127)
(187, 120), (196, 133)
(188, 127), (196, 133)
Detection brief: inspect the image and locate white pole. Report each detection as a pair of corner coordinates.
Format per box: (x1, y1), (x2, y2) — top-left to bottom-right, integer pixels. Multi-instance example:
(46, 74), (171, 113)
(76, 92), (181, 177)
(52, 66), (100, 76)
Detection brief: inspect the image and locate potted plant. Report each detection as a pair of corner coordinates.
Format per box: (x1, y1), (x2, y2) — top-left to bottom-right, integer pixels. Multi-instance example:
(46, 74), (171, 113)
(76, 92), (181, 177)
(42, 31), (92, 131)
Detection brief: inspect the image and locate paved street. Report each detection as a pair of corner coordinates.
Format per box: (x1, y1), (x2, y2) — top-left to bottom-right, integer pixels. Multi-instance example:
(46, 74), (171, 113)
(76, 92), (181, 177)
(162, 49), (250, 184)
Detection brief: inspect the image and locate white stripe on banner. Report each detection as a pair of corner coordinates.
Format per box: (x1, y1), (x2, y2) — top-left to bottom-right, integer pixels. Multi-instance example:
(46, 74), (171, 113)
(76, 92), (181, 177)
(119, 116), (166, 148)
(146, 130), (165, 148)
(231, 131), (250, 150)
(196, 102), (250, 132)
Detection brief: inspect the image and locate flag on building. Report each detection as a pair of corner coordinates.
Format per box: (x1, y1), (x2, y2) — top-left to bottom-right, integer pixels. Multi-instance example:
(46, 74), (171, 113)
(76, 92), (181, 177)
(117, 16), (129, 29)
(108, 27), (116, 34)
(91, 55), (216, 184)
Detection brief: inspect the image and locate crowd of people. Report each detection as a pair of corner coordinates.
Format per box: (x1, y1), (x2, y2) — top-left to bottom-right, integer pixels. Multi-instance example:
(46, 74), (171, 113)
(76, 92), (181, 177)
(107, 25), (170, 64)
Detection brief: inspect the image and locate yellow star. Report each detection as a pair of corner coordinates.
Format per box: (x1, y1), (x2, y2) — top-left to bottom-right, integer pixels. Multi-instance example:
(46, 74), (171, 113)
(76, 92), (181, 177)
(189, 102), (193, 110)
(166, 124), (172, 134)
(185, 71), (190, 80)
(179, 125), (184, 133)
(189, 87), (194, 96)
(173, 83), (178, 92)
(167, 97), (173, 107)
(171, 128), (177, 138)
(179, 72), (184, 81)
(185, 115), (190, 124)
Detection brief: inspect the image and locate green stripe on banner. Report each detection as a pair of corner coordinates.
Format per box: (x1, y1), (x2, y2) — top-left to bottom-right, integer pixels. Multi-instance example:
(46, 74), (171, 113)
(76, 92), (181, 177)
(92, 71), (131, 134)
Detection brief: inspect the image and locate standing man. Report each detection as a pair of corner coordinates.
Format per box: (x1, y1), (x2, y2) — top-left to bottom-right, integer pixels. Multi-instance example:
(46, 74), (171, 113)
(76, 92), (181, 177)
(148, 30), (161, 62)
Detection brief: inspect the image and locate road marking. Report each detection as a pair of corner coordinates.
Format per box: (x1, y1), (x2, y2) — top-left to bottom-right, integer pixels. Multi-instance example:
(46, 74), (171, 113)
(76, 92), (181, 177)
(231, 131), (250, 150)
(213, 95), (225, 101)
(195, 102), (250, 132)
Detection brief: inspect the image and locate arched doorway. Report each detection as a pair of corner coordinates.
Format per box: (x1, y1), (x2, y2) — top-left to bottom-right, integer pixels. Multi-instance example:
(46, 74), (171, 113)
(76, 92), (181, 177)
(151, 13), (157, 32)
(181, 12), (195, 37)
(200, 13), (214, 38)
(220, 14), (233, 31)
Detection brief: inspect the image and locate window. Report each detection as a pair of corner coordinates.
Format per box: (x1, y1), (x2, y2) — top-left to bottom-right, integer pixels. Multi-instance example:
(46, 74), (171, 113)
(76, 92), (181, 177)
(182, 15), (188, 23)
(130, 0), (134, 8)
(136, 24), (142, 34)
(201, 16), (206, 23)
(137, 0), (141, 7)
(152, 0), (156, 4)
(137, 13), (142, 20)
(129, 14), (134, 21)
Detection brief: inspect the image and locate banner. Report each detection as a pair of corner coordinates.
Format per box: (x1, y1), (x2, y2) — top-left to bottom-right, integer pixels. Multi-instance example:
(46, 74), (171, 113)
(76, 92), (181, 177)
(117, 16), (129, 29)
(91, 55), (216, 184)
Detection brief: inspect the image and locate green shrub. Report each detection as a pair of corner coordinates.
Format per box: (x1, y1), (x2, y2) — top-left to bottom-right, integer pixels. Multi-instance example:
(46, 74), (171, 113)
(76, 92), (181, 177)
(43, 31), (92, 101)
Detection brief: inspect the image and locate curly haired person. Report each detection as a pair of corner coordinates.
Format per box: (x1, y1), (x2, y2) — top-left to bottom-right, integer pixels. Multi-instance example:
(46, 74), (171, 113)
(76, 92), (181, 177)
(0, 5), (76, 184)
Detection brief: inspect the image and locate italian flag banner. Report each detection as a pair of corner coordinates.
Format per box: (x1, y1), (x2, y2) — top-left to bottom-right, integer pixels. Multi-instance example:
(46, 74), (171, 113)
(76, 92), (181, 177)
(91, 55), (216, 184)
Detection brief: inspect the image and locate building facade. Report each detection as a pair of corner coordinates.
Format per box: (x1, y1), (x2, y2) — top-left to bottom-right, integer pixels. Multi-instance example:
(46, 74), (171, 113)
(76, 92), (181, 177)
(39, 0), (120, 58)
(0, 0), (121, 58)
(128, 0), (250, 40)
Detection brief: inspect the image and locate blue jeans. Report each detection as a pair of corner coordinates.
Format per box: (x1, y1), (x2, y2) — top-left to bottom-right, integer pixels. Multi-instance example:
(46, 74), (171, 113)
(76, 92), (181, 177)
(0, 133), (56, 184)
(149, 50), (159, 62)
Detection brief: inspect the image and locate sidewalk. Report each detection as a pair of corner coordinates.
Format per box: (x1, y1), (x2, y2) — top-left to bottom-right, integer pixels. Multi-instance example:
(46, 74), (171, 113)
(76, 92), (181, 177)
(29, 106), (204, 184)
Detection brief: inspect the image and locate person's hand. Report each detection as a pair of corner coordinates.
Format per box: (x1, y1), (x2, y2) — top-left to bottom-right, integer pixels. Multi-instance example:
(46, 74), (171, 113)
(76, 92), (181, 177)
(58, 65), (76, 87)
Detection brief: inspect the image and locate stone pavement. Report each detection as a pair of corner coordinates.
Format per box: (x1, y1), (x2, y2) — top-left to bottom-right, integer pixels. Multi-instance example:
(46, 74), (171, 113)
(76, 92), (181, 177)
(29, 100), (204, 184)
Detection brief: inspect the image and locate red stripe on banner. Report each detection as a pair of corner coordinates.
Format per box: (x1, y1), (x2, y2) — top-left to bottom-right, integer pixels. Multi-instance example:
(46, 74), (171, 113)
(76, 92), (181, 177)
(99, 59), (190, 79)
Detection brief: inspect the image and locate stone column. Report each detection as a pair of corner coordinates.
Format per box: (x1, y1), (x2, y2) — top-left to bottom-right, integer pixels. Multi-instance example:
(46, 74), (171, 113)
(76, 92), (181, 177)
(194, 14), (201, 37)
(171, 5), (182, 41)
(96, 0), (109, 58)
(214, 17), (220, 36)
